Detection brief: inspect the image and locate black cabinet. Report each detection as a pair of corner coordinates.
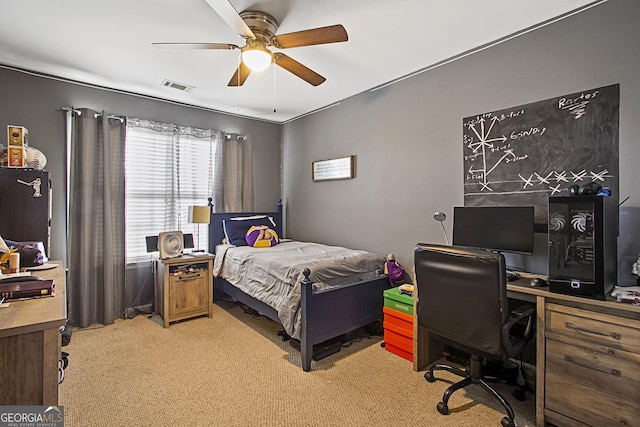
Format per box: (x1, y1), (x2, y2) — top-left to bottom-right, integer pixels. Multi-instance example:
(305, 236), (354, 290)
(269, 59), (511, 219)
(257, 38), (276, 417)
(0, 168), (51, 257)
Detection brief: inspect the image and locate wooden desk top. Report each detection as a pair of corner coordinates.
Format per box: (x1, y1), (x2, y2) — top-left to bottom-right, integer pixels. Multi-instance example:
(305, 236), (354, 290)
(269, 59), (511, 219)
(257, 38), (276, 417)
(507, 275), (640, 316)
(0, 260), (67, 338)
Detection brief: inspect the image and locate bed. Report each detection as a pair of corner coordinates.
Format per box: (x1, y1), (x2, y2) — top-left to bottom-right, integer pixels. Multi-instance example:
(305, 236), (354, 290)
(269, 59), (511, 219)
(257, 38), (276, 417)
(207, 201), (391, 371)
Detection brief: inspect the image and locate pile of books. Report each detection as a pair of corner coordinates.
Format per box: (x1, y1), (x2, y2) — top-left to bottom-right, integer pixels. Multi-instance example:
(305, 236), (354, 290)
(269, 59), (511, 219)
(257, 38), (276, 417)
(0, 272), (55, 300)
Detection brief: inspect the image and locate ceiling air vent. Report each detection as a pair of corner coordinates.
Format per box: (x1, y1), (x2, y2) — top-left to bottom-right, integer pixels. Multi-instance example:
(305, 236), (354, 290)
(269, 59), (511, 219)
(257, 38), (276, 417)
(161, 79), (195, 92)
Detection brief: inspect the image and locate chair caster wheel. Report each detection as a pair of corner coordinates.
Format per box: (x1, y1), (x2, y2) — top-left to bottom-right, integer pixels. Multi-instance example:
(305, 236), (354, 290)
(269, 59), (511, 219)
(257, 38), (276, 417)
(424, 371), (436, 382)
(513, 388), (526, 401)
(437, 402), (449, 415)
(501, 416), (515, 427)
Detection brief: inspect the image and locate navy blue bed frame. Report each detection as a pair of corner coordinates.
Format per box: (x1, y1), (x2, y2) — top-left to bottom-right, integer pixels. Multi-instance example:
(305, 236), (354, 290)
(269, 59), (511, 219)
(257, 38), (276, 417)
(207, 200), (390, 371)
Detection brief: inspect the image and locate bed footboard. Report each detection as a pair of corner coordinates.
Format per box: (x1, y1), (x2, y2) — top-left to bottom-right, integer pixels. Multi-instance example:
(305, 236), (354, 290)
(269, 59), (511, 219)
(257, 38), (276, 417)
(299, 268), (390, 372)
(213, 268), (390, 372)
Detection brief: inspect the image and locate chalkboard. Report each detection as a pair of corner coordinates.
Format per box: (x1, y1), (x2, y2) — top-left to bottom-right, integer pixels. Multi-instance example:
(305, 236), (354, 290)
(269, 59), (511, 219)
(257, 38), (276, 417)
(462, 84), (619, 223)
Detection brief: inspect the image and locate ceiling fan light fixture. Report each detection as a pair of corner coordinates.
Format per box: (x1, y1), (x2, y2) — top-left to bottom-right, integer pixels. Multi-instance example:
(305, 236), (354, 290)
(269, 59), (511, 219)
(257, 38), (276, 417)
(242, 45), (272, 72)
(153, 5), (347, 87)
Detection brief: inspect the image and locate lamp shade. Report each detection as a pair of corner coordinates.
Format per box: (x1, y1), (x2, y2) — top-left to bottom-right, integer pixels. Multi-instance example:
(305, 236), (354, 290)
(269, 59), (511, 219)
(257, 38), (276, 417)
(188, 206), (210, 224)
(242, 47), (272, 72)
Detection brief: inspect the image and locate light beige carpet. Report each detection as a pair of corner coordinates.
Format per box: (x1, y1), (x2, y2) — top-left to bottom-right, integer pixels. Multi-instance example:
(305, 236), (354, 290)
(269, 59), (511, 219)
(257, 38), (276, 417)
(60, 301), (536, 426)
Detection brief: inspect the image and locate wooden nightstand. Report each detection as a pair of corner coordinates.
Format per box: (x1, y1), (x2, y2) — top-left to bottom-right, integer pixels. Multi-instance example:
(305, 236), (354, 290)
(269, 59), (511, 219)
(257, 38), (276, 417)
(155, 254), (214, 328)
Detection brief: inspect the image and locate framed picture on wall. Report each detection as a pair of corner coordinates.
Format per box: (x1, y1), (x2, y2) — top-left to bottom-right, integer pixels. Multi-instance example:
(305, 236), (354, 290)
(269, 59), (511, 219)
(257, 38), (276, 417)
(312, 155), (355, 181)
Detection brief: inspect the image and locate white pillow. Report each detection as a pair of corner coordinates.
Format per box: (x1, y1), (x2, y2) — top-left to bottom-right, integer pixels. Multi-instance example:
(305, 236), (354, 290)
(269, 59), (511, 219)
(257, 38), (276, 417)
(229, 215), (276, 226)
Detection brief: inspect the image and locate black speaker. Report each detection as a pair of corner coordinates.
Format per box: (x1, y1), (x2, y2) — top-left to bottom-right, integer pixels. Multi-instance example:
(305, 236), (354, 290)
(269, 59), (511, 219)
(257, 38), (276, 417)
(145, 235), (159, 253)
(548, 196), (617, 300)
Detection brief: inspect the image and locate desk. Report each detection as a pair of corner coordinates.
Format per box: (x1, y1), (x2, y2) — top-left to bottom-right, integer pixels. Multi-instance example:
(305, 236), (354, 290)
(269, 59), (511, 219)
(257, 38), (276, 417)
(414, 274), (640, 426)
(0, 261), (67, 405)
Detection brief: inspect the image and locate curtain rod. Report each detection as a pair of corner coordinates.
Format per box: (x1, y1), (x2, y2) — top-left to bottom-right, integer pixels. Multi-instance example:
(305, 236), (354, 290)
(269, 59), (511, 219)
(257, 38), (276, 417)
(127, 117), (226, 138)
(95, 113), (124, 123)
(61, 106), (125, 123)
(65, 106), (243, 137)
(61, 107), (80, 115)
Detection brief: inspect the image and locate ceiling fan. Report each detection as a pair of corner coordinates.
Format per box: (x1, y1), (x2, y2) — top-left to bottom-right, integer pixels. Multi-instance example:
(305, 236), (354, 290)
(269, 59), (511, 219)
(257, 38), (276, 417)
(153, 0), (348, 87)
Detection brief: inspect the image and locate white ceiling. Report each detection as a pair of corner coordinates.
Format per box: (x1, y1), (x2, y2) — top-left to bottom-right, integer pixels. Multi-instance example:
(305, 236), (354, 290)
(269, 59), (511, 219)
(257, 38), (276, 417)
(0, 0), (599, 123)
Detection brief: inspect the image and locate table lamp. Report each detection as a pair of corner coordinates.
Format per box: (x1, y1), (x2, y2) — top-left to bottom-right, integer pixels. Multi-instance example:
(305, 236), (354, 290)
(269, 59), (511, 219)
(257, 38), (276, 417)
(188, 205), (210, 252)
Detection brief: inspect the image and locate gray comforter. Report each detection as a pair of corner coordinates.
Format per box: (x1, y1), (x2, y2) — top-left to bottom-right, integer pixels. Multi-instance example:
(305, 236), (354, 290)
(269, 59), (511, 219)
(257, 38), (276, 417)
(213, 240), (385, 339)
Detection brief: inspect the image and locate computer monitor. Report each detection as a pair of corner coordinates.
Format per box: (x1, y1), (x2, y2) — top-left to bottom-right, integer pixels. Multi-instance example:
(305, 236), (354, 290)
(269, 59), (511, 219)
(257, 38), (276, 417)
(452, 206), (535, 255)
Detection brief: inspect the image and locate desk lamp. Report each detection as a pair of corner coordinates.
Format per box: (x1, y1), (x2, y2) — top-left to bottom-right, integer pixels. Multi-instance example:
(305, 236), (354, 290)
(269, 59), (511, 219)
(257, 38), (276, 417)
(433, 211), (450, 245)
(188, 205), (210, 252)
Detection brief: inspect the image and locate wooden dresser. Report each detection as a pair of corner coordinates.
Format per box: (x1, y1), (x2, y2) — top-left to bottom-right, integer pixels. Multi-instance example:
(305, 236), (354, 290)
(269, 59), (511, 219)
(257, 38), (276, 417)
(544, 301), (640, 427)
(0, 261), (67, 406)
(414, 278), (640, 426)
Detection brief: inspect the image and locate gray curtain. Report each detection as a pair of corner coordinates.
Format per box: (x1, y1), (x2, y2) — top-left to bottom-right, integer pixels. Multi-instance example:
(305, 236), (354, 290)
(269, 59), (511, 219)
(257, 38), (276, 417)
(214, 133), (254, 212)
(65, 108), (126, 328)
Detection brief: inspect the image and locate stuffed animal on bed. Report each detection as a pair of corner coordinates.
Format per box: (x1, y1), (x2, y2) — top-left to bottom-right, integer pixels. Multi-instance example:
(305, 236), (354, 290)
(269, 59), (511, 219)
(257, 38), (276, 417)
(245, 225), (279, 248)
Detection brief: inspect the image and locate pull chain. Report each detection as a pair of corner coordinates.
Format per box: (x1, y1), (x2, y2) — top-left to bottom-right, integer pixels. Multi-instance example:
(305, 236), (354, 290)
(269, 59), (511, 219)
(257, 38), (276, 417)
(236, 53), (241, 113)
(272, 58), (277, 113)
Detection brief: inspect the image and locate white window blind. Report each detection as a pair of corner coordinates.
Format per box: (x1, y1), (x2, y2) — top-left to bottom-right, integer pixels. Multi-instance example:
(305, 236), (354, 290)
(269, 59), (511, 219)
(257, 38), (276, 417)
(124, 120), (220, 262)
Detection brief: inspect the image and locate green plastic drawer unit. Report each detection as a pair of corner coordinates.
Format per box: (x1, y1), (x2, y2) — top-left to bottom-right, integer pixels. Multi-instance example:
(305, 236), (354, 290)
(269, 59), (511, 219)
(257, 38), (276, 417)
(383, 287), (414, 316)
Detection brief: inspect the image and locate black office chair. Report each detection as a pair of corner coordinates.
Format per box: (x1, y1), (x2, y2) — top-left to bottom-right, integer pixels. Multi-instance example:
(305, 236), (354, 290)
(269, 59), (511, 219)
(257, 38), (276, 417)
(414, 244), (535, 427)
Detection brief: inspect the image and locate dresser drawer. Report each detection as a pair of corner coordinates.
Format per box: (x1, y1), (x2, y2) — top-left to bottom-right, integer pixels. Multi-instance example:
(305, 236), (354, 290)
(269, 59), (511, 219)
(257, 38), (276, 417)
(546, 302), (640, 353)
(168, 272), (208, 318)
(545, 337), (640, 426)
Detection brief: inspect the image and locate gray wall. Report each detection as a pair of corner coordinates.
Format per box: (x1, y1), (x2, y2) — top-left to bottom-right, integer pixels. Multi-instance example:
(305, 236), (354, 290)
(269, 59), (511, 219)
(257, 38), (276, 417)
(2, 0), (638, 296)
(0, 67), (282, 262)
(0, 67), (282, 314)
(282, 0), (640, 285)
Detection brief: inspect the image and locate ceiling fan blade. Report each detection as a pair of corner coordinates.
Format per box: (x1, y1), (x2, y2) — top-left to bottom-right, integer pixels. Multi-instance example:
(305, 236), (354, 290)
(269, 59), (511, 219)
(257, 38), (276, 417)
(152, 42), (239, 50)
(274, 53), (326, 86)
(272, 25), (348, 49)
(227, 62), (252, 86)
(204, 0), (255, 39)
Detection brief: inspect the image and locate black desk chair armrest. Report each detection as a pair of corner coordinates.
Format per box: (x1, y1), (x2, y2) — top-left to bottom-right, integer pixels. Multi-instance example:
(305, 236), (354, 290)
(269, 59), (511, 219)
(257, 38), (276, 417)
(502, 304), (535, 358)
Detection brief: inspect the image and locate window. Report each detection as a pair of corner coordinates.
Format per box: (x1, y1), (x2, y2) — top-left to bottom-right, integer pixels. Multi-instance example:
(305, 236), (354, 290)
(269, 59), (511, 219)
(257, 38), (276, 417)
(124, 120), (221, 262)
